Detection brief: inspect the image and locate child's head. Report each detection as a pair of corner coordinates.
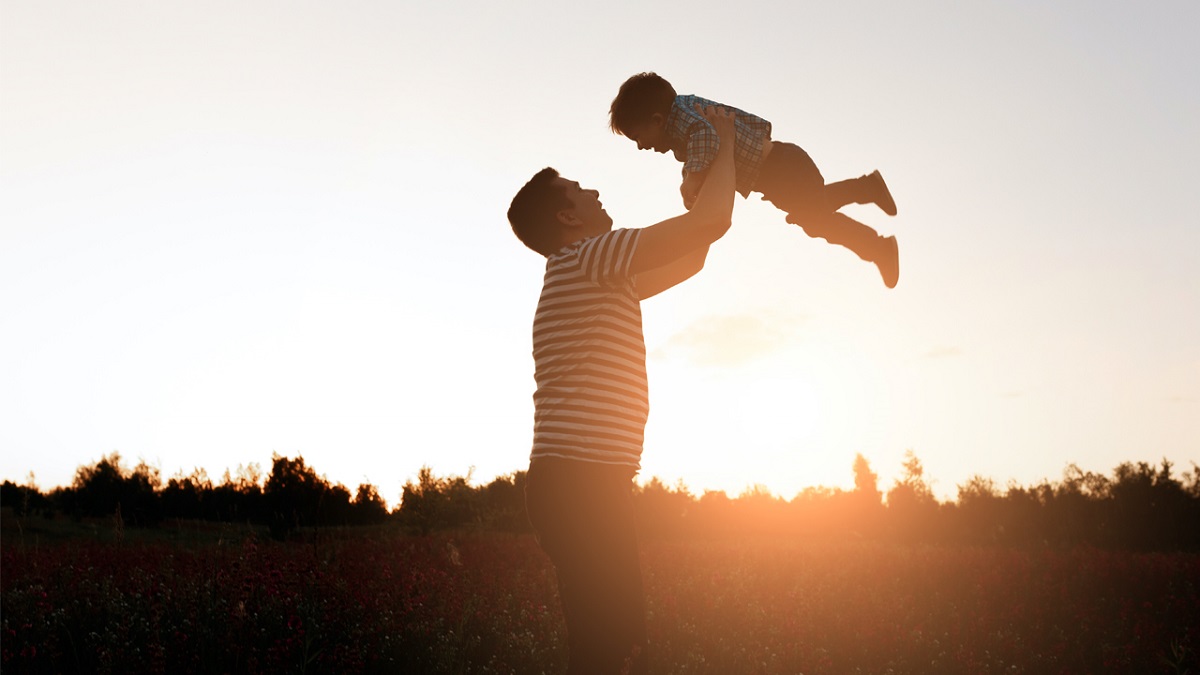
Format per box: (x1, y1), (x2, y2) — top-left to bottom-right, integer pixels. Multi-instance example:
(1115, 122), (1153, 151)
(609, 72), (676, 153)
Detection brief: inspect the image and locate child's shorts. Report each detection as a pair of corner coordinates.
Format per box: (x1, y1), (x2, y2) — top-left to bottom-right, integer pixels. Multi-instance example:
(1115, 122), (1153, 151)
(754, 141), (826, 222)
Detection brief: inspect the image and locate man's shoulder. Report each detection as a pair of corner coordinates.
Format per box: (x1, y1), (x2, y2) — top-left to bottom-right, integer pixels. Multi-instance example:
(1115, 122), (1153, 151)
(549, 229), (639, 261)
(585, 227), (639, 243)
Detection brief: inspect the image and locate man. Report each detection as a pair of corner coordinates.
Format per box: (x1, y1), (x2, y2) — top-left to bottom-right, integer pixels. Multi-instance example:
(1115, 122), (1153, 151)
(505, 106), (738, 674)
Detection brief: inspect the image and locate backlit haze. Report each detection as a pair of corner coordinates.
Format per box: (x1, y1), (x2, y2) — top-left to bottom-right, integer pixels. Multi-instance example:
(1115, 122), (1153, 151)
(3, 1), (1197, 506)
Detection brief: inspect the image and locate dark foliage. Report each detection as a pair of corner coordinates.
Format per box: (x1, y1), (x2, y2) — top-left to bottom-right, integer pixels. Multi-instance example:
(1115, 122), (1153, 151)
(4, 453), (1199, 550)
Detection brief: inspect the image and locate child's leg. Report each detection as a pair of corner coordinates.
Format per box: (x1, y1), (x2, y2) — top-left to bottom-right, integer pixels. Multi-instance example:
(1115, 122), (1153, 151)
(755, 142), (826, 216)
(756, 143), (900, 287)
(788, 212), (899, 288)
(825, 170), (897, 216)
(756, 143), (896, 216)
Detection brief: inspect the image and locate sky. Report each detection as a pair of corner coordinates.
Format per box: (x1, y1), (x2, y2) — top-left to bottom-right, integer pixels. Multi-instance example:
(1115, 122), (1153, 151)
(2, 0), (1197, 506)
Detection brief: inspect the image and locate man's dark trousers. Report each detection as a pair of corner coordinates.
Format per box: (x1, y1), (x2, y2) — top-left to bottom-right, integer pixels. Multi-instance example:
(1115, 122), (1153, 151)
(525, 457), (648, 675)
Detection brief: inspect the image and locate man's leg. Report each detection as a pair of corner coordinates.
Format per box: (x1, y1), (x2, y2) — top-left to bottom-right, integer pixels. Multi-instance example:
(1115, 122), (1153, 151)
(554, 480), (646, 675)
(526, 460), (647, 675)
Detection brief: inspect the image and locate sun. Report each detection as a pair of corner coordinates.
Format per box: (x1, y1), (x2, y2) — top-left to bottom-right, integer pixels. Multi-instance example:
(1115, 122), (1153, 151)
(643, 338), (893, 499)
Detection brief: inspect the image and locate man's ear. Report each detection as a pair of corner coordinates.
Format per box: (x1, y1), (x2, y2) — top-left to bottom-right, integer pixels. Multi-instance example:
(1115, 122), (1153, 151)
(651, 112), (666, 129)
(556, 208), (582, 227)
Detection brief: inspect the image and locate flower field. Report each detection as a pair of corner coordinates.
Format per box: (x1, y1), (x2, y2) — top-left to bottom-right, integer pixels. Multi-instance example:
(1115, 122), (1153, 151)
(3, 528), (1198, 674)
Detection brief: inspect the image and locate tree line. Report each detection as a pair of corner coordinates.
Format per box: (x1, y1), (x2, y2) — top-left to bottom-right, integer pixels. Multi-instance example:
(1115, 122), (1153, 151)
(3, 451), (1199, 550)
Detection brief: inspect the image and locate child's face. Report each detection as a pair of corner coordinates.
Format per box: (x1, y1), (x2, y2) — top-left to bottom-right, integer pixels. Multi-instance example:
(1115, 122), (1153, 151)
(624, 114), (671, 154)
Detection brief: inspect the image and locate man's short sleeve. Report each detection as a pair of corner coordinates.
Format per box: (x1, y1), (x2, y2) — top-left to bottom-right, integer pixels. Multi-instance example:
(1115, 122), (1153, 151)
(575, 228), (641, 287)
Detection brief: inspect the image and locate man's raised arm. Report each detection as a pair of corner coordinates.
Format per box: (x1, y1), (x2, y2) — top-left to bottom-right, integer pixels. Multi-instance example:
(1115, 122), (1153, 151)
(630, 105), (738, 297)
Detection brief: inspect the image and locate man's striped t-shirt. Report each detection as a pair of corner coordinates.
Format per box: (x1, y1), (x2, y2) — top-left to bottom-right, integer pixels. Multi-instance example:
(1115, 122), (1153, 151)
(530, 228), (647, 469)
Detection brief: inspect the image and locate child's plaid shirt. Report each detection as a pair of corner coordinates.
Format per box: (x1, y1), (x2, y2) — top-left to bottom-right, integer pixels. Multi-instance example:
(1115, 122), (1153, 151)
(667, 94), (773, 197)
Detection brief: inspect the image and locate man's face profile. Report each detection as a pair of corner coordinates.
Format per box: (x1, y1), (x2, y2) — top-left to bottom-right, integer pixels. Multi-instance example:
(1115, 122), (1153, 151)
(554, 177), (613, 231)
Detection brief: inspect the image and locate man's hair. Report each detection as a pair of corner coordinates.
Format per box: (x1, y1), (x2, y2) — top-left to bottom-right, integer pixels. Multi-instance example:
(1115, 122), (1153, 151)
(508, 167), (572, 257)
(609, 72), (677, 136)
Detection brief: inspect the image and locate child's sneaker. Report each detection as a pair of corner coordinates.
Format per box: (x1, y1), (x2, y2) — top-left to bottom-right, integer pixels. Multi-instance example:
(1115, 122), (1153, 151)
(868, 170), (897, 216)
(876, 236), (899, 288)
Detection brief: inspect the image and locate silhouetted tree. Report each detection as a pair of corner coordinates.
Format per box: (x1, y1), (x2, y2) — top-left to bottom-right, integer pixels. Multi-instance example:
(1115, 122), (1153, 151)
(479, 471), (530, 532)
(1183, 463), (1200, 498)
(850, 454), (884, 537)
(1, 476), (51, 517)
(63, 453), (122, 518)
(211, 464), (265, 523)
(58, 453), (162, 526)
(1006, 486), (1041, 546)
(784, 486), (842, 539)
(692, 489), (735, 537)
(263, 454), (337, 539)
(1107, 459), (1194, 550)
(10, 451), (1200, 549)
(634, 477), (692, 538)
(397, 466), (481, 535)
(733, 484), (787, 536)
(952, 474), (1003, 544)
(351, 483), (390, 525)
(885, 450), (939, 541)
(161, 468), (212, 521)
(1033, 463), (1109, 547)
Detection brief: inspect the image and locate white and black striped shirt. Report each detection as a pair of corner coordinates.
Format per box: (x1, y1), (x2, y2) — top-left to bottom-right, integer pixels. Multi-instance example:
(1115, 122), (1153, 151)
(530, 228), (646, 468)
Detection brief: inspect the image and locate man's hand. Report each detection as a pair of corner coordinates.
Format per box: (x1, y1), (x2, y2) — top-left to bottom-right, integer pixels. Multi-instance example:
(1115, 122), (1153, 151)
(680, 171), (705, 209)
(627, 103), (738, 280)
(681, 104), (736, 208)
(702, 103), (737, 145)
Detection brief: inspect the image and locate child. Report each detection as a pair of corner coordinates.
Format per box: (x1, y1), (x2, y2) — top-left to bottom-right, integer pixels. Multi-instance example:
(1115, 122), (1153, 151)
(609, 72), (901, 288)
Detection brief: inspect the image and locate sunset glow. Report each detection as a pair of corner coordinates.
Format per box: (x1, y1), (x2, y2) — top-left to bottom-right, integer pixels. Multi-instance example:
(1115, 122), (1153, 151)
(2, 1), (1197, 505)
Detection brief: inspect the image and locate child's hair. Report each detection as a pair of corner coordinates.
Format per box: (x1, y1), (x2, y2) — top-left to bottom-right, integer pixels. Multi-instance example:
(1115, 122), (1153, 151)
(508, 167), (572, 257)
(609, 72), (677, 136)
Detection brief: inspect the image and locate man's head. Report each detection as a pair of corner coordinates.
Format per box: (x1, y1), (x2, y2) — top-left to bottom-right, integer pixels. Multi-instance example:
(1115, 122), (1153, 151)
(508, 168), (613, 257)
(609, 72), (676, 154)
